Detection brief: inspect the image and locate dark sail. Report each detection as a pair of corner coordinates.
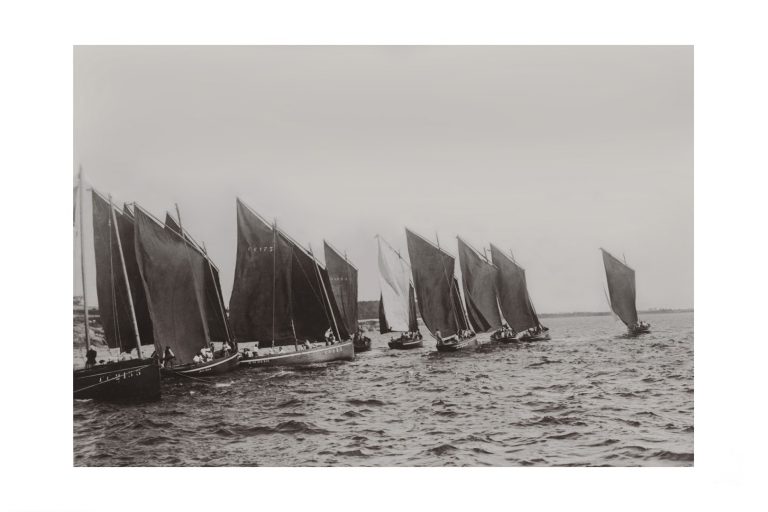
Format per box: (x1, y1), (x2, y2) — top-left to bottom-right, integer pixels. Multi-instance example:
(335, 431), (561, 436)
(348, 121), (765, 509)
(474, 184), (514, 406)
(405, 229), (463, 337)
(229, 199), (294, 345)
(114, 206), (154, 348)
(457, 238), (502, 332)
(408, 284), (419, 333)
(133, 207), (210, 364)
(163, 212), (229, 341)
(601, 249), (638, 327)
(324, 241), (359, 334)
(490, 244), (539, 332)
(91, 191), (137, 352)
(378, 295), (391, 334)
(288, 240), (350, 342)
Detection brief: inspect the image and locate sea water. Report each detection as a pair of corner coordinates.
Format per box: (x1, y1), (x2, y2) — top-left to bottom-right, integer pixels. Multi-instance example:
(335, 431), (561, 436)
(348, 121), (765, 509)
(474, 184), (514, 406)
(73, 312), (693, 466)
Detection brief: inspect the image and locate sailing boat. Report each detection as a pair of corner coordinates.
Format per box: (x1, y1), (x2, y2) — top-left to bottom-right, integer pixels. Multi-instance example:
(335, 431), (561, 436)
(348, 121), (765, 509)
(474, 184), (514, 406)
(490, 244), (550, 342)
(324, 241), (370, 352)
(457, 237), (503, 338)
(405, 229), (478, 352)
(376, 235), (423, 349)
(73, 172), (161, 402)
(601, 248), (650, 335)
(231, 199), (354, 366)
(132, 204), (241, 376)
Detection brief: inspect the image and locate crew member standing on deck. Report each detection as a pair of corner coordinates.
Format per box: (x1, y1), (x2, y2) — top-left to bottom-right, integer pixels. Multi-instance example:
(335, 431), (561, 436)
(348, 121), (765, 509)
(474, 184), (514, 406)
(163, 346), (175, 368)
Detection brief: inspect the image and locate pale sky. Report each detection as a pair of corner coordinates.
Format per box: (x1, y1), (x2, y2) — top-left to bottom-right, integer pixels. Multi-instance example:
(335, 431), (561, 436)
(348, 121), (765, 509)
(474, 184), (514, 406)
(74, 46), (692, 313)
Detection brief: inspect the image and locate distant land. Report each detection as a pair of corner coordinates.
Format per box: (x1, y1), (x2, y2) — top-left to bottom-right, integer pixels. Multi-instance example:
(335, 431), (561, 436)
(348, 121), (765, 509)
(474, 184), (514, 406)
(73, 297), (692, 324)
(352, 300), (692, 321)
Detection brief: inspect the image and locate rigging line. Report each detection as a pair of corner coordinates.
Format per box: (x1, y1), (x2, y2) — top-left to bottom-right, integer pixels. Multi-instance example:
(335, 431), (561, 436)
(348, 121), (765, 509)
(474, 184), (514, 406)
(176, 203), (211, 349)
(107, 202), (123, 353)
(78, 167), (91, 352)
(110, 194), (143, 359)
(435, 232), (462, 333)
(311, 244), (342, 342)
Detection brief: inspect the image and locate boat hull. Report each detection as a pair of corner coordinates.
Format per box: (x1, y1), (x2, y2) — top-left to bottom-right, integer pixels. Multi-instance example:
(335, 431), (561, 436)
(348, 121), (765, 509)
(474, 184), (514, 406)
(628, 325), (651, 336)
(74, 359), (161, 402)
(435, 335), (483, 352)
(353, 337), (372, 352)
(388, 337), (424, 350)
(519, 333), (552, 342)
(162, 352), (242, 377)
(240, 340), (355, 367)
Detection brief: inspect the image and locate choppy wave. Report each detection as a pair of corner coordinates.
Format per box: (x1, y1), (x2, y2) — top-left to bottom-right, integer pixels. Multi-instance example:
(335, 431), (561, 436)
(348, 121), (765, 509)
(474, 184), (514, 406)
(74, 312), (693, 466)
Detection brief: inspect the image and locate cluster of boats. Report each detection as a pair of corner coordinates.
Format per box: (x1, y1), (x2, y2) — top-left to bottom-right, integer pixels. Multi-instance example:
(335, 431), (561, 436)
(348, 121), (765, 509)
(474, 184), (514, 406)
(73, 170), (650, 404)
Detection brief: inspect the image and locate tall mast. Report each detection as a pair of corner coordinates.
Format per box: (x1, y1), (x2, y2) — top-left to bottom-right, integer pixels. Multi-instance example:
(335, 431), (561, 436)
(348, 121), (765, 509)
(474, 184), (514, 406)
(175, 203), (209, 346)
(272, 219), (277, 348)
(201, 241), (233, 344)
(310, 244), (341, 343)
(78, 167), (91, 352)
(436, 232), (462, 332)
(109, 194), (143, 359)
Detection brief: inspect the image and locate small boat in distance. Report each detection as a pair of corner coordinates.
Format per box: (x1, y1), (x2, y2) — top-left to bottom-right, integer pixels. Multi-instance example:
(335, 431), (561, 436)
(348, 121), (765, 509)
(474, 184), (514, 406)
(376, 235), (423, 349)
(406, 229), (478, 352)
(73, 171), (161, 402)
(490, 244), (550, 342)
(230, 199), (354, 366)
(601, 248), (651, 336)
(324, 241), (371, 352)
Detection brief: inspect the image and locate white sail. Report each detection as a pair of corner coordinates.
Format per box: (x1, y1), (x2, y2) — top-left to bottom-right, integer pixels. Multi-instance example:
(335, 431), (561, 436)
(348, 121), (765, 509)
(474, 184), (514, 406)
(377, 237), (412, 332)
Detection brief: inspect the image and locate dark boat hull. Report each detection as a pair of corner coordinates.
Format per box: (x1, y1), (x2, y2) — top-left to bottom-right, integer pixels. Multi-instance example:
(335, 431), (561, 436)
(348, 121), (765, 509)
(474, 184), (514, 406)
(162, 352), (242, 377)
(353, 337), (372, 352)
(74, 359), (161, 402)
(388, 337), (424, 350)
(519, 332), (552, 342)
(240, 340), (355, 367)
(628, 325), (651, 336)
(492, 332), (518, 343)
(435, 335), (484, 352)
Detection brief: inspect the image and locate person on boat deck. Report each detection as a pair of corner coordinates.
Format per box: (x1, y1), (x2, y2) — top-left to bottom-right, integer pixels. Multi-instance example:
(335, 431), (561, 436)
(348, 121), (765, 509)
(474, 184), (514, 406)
(434, 329), (442, 344)
(163, 346), (175, 368)
(85, 348), (97, 369)
(193, 352), (203, 364)
(222, 343), (230, 357)
(303, 339), (312, 350)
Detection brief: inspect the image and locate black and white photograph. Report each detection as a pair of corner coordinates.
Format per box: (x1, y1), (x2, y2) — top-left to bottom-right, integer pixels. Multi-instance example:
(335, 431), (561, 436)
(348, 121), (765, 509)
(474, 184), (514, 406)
(7, 1), (768, 509)
(72, 45), (692, 467)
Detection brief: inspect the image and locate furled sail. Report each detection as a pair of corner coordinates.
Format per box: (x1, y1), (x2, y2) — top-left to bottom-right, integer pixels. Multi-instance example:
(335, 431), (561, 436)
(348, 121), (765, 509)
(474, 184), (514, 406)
(490, 244), (539, 332)
(457, 237), (502, 332)
(324, 241), (359, 335)
(91, 191), (138, 352)
(377, 236), (413, 333)
(405, 229), (465, 337)
(164, 212), (230, 341)
(601, 249), (638, 327)
(229, 199), (294, 345)
(133, 207), (210, 364)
